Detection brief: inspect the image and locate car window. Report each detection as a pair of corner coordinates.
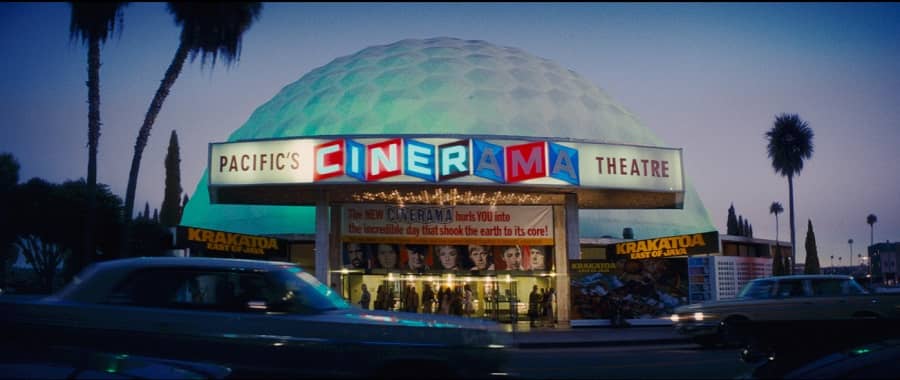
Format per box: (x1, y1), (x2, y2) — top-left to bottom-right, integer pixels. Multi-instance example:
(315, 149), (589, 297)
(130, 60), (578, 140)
(776, 280), (807, 297)
(844, 279), (869, 295)
(738, 279), (776, 299)
(105, 269), (274, 312)
(810, 279), (844, 296)
(269, 268), (351, 312)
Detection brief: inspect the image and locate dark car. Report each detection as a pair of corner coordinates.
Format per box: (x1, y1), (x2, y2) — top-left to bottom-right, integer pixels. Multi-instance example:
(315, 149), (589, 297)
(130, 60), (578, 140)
(736, 319), (900, 379)
(0, 257), (510, 379)
(0, 343), (231, 379)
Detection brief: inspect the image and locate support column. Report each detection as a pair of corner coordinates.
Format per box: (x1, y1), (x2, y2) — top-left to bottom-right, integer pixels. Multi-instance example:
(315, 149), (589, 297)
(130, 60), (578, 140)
(553, 193), (579, 328)
(315, 192), (330, 285)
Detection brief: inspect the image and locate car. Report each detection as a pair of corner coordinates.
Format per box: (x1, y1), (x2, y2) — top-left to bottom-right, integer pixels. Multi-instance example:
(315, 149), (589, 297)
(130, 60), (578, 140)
(734, 319), (900, 379)
(0, 257), (511, 379)
(670, 274), (900, 347)
(0, 343), (232, 379)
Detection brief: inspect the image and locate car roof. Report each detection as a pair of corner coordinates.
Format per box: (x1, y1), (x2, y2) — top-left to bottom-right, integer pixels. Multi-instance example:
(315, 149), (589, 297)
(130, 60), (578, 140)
(93, 257), (296, 272)
(753, 274), (855, 281)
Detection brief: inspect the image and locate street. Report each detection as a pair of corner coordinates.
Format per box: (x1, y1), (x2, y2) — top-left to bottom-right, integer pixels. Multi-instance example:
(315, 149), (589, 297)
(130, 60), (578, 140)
(505, 344), (753, 379)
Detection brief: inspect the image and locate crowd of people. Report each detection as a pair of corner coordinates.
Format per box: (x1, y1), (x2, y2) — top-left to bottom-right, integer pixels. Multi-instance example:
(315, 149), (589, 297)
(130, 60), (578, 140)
(528, 285), (557, 327)
(361, 282), (475, 316)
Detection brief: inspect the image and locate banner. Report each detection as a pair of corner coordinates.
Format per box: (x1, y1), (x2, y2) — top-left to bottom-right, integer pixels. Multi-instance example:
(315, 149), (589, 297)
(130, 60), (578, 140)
(341, 204), (554, 245)
(176, 226), (288, 260)
(613, 231), (719, 260)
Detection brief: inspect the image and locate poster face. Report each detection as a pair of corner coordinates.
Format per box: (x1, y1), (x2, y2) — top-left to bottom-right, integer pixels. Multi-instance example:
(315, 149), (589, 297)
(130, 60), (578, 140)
(343, 242), (553, 273)
(569, 258), (688, 320)
(492, 245), (554, 271)
(342, 242), (370, 269)
(400, 244), (433, 272)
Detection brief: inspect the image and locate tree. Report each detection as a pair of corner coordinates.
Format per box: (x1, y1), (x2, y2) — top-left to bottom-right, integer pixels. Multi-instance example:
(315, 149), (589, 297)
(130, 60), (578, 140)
(772, 246), (784, 276)
(737, 215), (744, 236)
(143, 202), (150, 221)
(727, 204), (738, 235)
(766, 113), (814, 275)
(68, 2), (127, 275)
(15, 235), (70, 293)
(770, 201), (784, 274)
(743, 218), (750, 237)
(0, 153), (20, 288)
(804, 219), (821, 274)
(179, 194), (189, 223)
(160, 130), (182, 227)
(867, 214), (877, 247)
(121, 3), (262, 257)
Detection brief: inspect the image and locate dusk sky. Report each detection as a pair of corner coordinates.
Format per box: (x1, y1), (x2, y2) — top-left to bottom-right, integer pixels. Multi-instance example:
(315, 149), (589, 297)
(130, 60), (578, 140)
(1, 3), (898, 267)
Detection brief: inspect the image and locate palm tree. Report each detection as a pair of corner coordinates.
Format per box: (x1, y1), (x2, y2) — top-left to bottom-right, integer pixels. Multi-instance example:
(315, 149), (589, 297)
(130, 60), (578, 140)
(867, 214), (877, 248)
(69, 2), (126, 269)
(770, 201), (784, 275)
(121, 3), (262, 256)
(765, 113), (814, 275)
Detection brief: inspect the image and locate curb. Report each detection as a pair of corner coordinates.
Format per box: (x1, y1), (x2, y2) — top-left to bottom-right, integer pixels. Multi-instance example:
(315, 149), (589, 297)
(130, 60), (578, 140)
(514, 337), (693, 349)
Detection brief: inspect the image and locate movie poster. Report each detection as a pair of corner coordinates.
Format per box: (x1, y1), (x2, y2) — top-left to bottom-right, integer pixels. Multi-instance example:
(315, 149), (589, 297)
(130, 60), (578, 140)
(492, 245), (554, 271)
(569, 258), (688, 320)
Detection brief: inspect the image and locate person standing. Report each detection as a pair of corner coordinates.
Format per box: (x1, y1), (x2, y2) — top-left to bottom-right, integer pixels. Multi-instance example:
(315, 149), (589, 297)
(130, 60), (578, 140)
(359, 283), (371, 310)
(543, 287), (556, 327)
(439, 286), (452, 314)
(422, 283), (436, 314)
(374, 284), (386, 310)
(405, 284), (420, 313)
(528, 285), (540, 327)
(463, 284), (474, 317)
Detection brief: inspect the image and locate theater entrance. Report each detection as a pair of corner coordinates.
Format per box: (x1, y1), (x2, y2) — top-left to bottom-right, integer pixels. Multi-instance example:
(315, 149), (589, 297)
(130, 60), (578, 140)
(337, 272), (555, 324)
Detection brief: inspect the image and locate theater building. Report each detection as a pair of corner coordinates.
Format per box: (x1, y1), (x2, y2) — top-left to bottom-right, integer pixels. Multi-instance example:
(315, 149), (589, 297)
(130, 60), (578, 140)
(180, 38), (718, 326)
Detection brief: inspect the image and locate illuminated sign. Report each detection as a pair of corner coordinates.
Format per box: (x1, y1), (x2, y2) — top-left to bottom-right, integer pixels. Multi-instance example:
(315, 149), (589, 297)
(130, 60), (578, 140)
(614, 231), (719, 260)
(176, 226), (285, 257)
(209, 136), (682, 192)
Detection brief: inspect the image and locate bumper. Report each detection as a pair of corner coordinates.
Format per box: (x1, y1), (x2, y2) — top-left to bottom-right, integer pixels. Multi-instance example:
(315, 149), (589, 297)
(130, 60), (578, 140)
(674, 321), (720, 337)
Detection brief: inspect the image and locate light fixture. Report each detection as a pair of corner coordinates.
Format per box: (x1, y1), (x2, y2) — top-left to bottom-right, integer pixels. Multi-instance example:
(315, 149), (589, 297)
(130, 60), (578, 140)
(352, 188), (543, 206)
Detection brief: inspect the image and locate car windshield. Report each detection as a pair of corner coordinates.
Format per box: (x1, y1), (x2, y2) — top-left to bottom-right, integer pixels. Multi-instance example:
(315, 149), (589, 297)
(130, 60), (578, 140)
(737, 279), (776, 299)
(271, 267), (351, 311)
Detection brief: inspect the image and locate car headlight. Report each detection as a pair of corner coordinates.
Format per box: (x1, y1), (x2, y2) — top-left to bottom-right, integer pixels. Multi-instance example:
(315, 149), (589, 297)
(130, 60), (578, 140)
(693, 312), (704, 321)
(670, 314), (679, 323)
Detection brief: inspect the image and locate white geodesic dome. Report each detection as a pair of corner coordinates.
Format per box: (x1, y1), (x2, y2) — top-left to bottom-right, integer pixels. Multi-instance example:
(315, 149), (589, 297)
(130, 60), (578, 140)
(183, 37), (714, 239)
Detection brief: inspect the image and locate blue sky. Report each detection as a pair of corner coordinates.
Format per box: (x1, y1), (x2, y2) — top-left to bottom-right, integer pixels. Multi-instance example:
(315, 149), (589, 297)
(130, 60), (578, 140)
(1, 3), (898, 266)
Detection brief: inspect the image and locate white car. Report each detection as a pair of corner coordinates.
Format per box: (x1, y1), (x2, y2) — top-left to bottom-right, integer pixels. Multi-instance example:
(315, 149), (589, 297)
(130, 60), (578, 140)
(0, 257), (510, 379)
(671, 274), (900, 347)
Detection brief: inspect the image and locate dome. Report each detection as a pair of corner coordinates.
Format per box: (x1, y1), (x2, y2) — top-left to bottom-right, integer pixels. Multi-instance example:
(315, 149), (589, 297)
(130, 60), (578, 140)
(183, 37), (714, 239)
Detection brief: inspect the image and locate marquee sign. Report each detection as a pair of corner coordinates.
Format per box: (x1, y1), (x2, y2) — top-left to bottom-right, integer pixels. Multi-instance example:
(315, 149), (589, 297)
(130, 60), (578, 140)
(340, 204), (554, 245)
(208, 136), (683, 193)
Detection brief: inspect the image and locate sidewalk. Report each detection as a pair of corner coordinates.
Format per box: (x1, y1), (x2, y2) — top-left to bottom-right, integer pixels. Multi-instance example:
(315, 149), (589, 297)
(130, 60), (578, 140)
(501, 321), (692, 349)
